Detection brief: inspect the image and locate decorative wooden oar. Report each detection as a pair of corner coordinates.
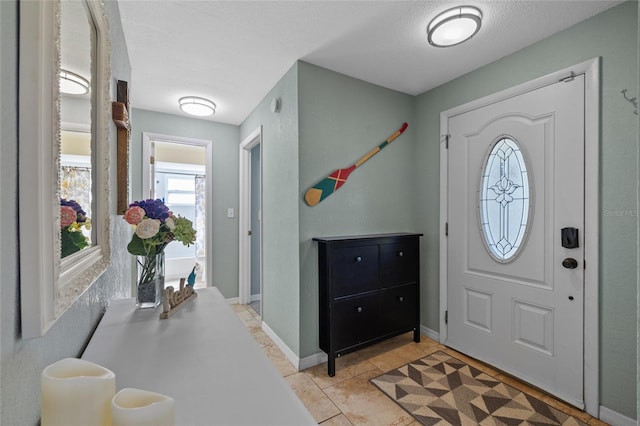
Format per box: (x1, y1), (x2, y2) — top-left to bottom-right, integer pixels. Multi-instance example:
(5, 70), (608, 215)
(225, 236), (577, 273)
(304, 122), (408, 206)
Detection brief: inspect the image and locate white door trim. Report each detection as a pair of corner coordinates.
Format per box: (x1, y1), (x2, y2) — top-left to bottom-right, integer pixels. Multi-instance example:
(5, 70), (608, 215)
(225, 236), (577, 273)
(141, 132), (214, 291)
(239, 126), (262, 305)
(439, 57), (600, 417)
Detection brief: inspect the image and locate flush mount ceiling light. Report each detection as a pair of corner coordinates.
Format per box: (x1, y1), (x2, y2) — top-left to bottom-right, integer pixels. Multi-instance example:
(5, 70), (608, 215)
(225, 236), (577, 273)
(179, 96), (216, 117)
(427, 6), (482, 47)
(59, 69), (90, 95)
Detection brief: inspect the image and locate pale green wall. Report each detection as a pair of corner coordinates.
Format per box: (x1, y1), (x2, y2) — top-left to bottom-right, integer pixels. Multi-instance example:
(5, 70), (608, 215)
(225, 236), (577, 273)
(240, 64), (301, 354)
(130, 109), (240, 298)
(415, 1), (638, 418)
(297, 61), (417, 357)
(0, 2), (133, 424)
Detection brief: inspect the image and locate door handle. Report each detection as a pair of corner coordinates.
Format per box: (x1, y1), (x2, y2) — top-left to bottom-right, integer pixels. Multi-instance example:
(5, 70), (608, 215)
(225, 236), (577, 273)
(562, 258), (578, 269)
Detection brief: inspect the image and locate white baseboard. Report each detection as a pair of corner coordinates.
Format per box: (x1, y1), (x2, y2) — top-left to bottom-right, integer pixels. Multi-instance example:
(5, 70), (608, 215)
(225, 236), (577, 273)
(599, 406), (637, 426)
(420, 325), (440, 342)
(261, 321), (327, 371)
(226, 296), (260, 304)
(261, 321), (302, 370)
(259, 324), (437, 372)
(299, 352), (327, 370)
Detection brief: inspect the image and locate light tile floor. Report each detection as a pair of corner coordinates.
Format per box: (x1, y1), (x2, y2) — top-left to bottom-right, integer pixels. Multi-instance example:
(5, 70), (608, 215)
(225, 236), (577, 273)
(231, 303), (609, 426)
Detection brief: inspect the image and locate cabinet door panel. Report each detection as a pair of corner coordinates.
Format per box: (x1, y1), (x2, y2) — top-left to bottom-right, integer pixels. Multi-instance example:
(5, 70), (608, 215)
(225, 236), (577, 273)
(331, 294), (379, 350)
(331, 245), (379, 298)
(380, 241), (418, 286)
(379, 283), (418, 335)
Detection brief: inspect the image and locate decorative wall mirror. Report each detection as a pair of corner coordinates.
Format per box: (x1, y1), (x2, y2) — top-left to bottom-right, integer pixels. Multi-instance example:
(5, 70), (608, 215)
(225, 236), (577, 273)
(19, 0), (111, 338)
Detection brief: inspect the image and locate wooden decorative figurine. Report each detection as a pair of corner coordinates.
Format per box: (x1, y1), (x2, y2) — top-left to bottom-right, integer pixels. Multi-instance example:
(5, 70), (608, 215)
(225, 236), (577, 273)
(160, 278), (197, 319)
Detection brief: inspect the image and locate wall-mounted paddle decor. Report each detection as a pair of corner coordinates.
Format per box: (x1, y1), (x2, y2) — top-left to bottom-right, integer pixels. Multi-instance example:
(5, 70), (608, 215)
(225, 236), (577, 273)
(304, 122), (408, 206)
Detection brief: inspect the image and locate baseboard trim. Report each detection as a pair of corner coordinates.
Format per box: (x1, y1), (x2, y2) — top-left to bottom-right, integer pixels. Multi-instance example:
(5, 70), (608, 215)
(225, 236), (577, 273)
(599, 405), (637, 426)
(227, 296), (260, 304)
(260, 322), (327, 371)
(299, 352), (328, 370)
(258, 324), (439, 372)
(297, 326), (436, 371)
(420, 325), (440, 342)
(261, 321), (302, 370)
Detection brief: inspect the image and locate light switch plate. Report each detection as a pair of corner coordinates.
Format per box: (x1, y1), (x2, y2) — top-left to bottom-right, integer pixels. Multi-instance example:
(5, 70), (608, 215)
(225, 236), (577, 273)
(227, 208), (235, 218)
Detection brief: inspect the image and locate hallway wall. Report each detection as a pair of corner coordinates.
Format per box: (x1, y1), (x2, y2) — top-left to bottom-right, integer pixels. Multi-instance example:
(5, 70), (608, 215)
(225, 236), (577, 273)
(0, 2), (132, 424)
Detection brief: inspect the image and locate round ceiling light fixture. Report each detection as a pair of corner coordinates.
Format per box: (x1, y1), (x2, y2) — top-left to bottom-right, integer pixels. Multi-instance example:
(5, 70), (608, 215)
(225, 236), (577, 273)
(179, 96), (216, 116)
(427, 6), (482, 48)
(59, 69), (90, 95)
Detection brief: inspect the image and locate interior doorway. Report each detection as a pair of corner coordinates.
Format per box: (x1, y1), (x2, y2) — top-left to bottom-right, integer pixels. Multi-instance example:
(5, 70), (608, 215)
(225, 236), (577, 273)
(239, 127), (263, 315)
(142, 132), (213, 289)
(249, 144), (261, 314)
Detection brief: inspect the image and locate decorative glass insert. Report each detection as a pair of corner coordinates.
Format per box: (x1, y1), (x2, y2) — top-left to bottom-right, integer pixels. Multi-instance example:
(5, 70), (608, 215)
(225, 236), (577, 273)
(479, 137), (531, 262)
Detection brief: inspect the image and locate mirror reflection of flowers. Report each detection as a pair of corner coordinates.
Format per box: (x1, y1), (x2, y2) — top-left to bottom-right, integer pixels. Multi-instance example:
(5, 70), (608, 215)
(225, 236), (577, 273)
(60, 199), (91, 258)
(124, 199), (197, 289)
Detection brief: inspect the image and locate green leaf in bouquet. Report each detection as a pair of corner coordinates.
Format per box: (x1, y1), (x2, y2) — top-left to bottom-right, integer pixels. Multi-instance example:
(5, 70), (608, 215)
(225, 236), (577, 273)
(127, 233), (155, 256)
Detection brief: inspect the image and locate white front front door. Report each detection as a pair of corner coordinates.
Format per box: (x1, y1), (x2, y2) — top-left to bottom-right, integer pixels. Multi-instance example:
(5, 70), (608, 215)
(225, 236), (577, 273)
(446, 75), (585, 408)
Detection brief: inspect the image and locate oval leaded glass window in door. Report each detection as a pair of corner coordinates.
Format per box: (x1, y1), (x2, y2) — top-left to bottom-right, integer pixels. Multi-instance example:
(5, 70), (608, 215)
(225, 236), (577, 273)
(479, 137), (532, 262)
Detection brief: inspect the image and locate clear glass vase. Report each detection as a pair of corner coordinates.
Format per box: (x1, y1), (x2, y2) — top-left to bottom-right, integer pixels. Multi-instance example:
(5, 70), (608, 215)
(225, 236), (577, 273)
(136, 252), (165, 309)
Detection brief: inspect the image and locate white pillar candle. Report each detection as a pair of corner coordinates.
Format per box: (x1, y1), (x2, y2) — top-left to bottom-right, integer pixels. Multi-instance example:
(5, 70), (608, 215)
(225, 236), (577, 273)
(41, 358), (116, 426)
(111, 388), (175, 426)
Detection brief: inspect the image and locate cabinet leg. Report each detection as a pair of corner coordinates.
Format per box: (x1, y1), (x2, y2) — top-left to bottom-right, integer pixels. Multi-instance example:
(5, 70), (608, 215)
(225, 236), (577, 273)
(413, 328), (420, 343)
(328, 356), (336, 377)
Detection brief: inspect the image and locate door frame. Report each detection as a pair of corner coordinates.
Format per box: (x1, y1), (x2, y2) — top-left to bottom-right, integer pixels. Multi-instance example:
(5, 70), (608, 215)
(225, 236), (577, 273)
(239, 126), (263, 305)
(439, 58), (600, 416)
(141, 132), (214, 291)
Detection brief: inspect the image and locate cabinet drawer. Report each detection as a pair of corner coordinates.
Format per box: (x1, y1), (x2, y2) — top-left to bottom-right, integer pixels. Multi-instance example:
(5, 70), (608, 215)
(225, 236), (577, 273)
(331, 294), (379, 350)
(379, 283), (418, 335)
(380, 241), (418, 286)
(330, 245), (379, 298)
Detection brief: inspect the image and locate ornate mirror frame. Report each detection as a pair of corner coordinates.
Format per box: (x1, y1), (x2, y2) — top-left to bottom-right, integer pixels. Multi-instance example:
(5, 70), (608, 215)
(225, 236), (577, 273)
(19, 0), (112, 338)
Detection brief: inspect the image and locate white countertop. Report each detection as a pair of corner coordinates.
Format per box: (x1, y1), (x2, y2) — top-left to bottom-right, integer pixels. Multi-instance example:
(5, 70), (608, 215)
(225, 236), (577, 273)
(82, 287), (316, 426)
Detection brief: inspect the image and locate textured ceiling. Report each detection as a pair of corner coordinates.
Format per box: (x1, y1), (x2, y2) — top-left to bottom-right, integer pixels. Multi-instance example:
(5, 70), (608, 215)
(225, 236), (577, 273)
(118, 0), (621, 125)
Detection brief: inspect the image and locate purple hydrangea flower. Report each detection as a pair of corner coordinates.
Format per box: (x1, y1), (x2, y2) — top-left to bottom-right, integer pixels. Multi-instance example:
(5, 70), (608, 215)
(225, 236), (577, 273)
(130, 199), (170, 222)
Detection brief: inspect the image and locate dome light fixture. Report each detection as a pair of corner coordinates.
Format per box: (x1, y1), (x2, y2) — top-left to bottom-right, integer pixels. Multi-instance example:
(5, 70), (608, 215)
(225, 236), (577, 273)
(179, 96), (216, 117)
(59, 69), (90, 95)
(427, 6), (482, 48)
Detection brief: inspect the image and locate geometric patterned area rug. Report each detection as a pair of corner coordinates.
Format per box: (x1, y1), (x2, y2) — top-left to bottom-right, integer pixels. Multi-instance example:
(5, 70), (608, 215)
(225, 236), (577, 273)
(370, 351), (587, 426)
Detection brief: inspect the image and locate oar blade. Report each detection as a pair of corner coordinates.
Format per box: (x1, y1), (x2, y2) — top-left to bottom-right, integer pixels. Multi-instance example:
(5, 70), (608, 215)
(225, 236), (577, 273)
(304, 166), (355, 206)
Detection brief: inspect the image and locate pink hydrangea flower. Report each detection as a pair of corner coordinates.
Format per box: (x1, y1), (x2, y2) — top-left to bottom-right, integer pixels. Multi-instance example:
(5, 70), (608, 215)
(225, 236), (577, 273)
(60, 206), (77, 228)
(124, 206), (146, 225)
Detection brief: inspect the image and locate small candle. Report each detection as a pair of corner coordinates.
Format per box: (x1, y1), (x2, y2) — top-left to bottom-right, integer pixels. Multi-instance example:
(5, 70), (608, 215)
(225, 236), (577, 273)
(111, 388), (175, 426)
(41, 358), (115, 426)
